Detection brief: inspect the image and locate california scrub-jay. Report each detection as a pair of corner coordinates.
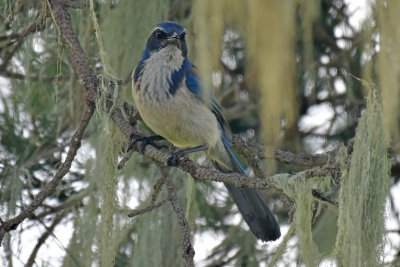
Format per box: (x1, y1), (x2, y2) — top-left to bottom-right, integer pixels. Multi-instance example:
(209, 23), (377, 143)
(131, 21), (280, 242)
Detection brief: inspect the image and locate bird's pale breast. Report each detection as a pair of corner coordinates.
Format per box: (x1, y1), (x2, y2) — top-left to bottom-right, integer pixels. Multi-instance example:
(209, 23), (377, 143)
(132, 82), (220, 149)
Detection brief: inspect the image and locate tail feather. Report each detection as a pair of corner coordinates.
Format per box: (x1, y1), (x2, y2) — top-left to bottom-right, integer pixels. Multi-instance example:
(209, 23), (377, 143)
(224, 184), (281, 241)
(214, 138), (281, 242)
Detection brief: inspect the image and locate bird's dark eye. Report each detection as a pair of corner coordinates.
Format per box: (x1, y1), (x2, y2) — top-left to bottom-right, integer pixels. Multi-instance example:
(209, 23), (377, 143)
(155, 30), (165, 39)
(180, 32), (186, 40)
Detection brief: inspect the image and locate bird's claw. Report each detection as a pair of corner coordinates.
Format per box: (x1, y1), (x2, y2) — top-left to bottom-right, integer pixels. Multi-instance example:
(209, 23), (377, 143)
(127, 134), (165, 153)
(167, 151), (186, 166)
(167, 146), (208, 166)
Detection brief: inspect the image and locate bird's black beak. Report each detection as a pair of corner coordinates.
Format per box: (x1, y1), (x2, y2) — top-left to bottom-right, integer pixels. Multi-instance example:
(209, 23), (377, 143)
(167, 32), (179, 40)
(166, 32), (180, 45)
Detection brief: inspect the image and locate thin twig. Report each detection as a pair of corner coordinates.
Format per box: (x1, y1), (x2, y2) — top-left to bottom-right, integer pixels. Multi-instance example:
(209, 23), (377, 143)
(0, 16), (46, 71)
(117, 149), (134, 169)
(312, 189), (338, 207)
(151, 173), (167, 204)
(268, 222), (296, 267)
(128, 199), (168, 218)
(34, 187), (91, 219)
(0, 70), (68, 82)
(25, 210), (69, 267)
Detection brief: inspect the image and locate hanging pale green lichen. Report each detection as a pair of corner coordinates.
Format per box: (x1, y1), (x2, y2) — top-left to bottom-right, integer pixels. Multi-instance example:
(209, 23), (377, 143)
(292, 177), (322, 266)
(131, 206), (184, 267)
(61, 191), (98, 267)
(272, 173), (331, 266)
(377, 0), (400, 143)
(131, 168), (189, 267)
(268, 223), (296, 267)
(89, 0), (112, 75)
(1, 168), (24, 217)
(334, 88), (390, 266)
(98, 121), (125, 267)
(93, 69), (126, 267)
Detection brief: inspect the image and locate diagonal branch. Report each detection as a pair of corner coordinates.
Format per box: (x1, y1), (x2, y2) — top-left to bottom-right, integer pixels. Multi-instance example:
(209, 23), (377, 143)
(0, 15), (46, 71)
(0, 70), (68, 82)
(128, 199), (168, 218)
(34, 187), (91, 219)
(49, 0), (97, 102)
(0, 104), (94, 246)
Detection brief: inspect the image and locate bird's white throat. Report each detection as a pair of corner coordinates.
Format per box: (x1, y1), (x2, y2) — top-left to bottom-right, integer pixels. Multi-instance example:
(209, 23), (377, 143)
(139, 46), (184, 98)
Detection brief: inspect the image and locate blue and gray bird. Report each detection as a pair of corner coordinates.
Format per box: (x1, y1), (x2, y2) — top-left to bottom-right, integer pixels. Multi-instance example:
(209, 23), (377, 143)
(131, 21), (280, 242)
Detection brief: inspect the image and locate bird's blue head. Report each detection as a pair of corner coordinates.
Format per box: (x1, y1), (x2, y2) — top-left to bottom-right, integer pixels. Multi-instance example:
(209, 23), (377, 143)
(144, 21), (188, 58)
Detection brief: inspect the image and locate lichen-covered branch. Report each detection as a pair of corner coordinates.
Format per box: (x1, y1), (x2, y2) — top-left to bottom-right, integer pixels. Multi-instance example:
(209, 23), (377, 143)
(137, 144), (341, 191)
(232, 135), (339, 167)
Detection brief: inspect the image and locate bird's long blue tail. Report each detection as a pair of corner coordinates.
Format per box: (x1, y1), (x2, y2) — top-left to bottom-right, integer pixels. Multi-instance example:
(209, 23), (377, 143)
(217, 138), (281, 242)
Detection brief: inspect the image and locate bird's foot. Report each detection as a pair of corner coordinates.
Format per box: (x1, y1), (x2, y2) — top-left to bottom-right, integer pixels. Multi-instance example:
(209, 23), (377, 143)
(127, 134), (165, 153)
(167, 145), (208, 166)
(167, 150), (188, 166)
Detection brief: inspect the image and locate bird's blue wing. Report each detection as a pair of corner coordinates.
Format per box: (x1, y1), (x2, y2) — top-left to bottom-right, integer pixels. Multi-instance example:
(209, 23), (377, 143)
(184, 60), (246, 174)
(133, 49), (151, 88)
(184, 61), (230, 137)
(182, 59), (202, 97)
